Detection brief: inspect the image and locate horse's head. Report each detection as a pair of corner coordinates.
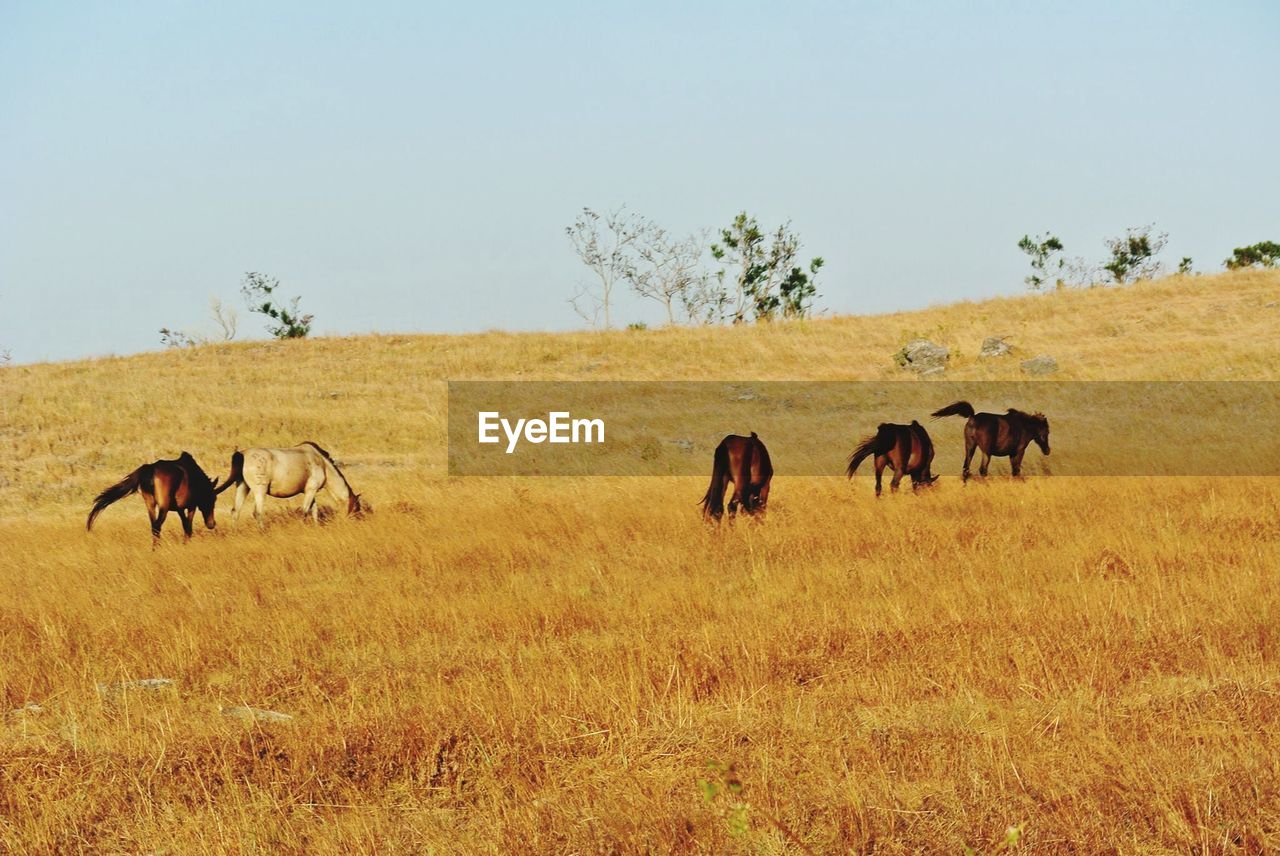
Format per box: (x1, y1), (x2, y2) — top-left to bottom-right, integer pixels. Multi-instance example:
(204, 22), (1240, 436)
(201, 478), (220, 529)
(1032, 413), (1050, 455)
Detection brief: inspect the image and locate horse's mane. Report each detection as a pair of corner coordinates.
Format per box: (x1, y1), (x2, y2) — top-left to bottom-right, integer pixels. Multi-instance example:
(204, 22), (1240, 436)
(300, 440), (353, 491)
(176, 451), (214, 487)
(299, 440), (334, 461)
(1007, 408), (1048, 426)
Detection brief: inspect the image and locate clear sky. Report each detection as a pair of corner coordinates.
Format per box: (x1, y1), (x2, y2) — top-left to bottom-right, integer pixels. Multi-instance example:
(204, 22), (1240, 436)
(2, 1), (1277, 363)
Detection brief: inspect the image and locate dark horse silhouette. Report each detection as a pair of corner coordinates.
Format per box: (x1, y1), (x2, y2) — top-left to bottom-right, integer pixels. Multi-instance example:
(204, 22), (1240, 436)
(931, 401), (1050, 480)
(87, 452), (222, 541)
(846, 421), (939, 496)
(700, 433), (773, 521)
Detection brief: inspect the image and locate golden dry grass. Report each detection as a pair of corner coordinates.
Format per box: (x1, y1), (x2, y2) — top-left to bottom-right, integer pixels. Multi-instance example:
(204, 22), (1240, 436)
(2, 270), (1279, 853)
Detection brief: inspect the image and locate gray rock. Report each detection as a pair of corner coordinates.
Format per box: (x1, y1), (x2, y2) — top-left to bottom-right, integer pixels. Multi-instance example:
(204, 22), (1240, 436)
(667, 438), (695, 453)
(221, 705), (293, 723)
(97, 678), (175, 698)
(979, 336), (1012, 358)
(1020, 355), (1060, 375)
(894, 339), (950, 373)
(8, 702), (44, 717)
(918, 366), (947, 378)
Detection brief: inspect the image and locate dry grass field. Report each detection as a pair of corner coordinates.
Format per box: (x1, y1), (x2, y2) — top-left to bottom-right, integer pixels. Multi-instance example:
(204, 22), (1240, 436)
(2, 270), (1279, 854)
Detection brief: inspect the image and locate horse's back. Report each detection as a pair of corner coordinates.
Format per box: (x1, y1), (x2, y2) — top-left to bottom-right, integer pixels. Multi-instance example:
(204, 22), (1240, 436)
(238, 446), (316, 495)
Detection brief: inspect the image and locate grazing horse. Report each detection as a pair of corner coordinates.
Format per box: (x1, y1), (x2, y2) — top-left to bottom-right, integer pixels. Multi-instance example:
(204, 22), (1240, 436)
(700, 432), (773, 521)
(87, 452), (221, 541)
(845, 421), (938, 496)
(931, 401), (1050, 481)
(219, 441), (363, 527)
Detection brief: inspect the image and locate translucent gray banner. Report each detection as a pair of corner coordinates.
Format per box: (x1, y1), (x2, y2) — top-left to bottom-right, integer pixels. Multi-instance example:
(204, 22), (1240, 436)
(447, 381), (1280, 476)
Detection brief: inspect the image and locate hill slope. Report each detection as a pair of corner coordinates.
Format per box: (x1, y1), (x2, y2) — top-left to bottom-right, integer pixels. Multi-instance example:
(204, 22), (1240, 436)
(1, 270), (1278, 853)
(4, 269), (1278, 515)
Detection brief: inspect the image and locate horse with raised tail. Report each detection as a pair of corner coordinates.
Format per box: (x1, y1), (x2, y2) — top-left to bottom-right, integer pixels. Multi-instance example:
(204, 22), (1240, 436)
(846, 421), (938, 496)
(931, 401), (1050, 480)
(87, 452), (222, 542)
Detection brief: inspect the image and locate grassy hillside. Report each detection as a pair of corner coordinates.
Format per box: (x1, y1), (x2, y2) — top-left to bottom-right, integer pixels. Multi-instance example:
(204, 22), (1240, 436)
(1, 269), (1279, 853)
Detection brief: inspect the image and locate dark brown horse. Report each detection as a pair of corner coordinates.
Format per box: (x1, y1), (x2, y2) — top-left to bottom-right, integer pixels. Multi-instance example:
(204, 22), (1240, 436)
(931, 401), (1050, 480)
(845, 421), (938, 496)
(700, 433), (773, 521)
(87, 452), (222, 541)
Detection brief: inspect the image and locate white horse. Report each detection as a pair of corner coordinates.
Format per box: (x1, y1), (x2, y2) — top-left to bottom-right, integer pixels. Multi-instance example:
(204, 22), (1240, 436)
(217, 441), (363, 527)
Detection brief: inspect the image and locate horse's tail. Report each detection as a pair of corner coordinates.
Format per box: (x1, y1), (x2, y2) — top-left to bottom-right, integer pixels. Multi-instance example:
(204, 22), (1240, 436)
(846, 424), (892, 477)
(87, 465), (150, 530)
(214, 450), (243, 495)
(700, 440), (731, 518)
(931, 400), (975, 420)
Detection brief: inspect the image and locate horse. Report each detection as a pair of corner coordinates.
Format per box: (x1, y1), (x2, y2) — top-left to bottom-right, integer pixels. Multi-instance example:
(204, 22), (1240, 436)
(845, 421), (939, 496)
(931, 401), (1050, 480)
(219, 441), (363, 527)
(87, 452), (222, 541)
(700, 432), (773, 521)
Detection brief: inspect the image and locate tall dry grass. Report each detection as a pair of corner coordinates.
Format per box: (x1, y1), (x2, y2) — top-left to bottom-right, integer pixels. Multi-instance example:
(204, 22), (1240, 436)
(2, 270), (1279, 853)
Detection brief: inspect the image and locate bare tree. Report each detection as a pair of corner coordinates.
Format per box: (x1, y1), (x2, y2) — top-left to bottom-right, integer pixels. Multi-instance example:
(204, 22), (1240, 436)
(627, 227), (721, 325)
(159, 295), (240, 348)
(210, 296), (237, 341)
(565, 206), (650, 329)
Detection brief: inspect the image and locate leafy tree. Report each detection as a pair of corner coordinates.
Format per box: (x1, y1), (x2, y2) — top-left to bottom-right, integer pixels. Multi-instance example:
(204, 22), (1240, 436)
(1177, 257), (1194, 275)
(778, 257), (824, 318)
(241, 272), (312, 339)
(158, 327), (197, 348)
(1224, 241), (1280, 270)
(711, 213), (823, 322)
(1102, 225), (1168, 284)
(1017, 232), (1065, 290)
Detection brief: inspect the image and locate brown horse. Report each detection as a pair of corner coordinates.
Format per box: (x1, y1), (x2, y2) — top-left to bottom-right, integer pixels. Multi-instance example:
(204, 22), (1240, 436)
(931, 401), (1050, 480)
(700, 432), (773, 521)
(845, 421), (938, 496)
(87, 452), (222, 541)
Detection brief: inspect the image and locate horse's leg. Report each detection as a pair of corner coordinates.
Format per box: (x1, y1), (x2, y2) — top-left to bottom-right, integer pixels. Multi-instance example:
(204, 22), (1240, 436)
(1011, 447), (1026, 479)
(179, 508), (194, 540)
(727, 479), (742, 518)
(142, 492), (160, 543)
(252, 486), (267, 530)
(304, 469), (327, 522)
(754, 481), (770, 517)
(152, 506), (168, 542)
(962, 439), (975, 482)
(874, 456), (885, 497)
(979, 450), (991, 478)
(889, 463), (903, 493)
(301, 487), (319, 522)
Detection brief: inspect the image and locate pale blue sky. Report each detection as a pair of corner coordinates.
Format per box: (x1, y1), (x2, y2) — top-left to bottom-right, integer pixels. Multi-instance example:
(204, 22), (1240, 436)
(2, 1), (1276, 363)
